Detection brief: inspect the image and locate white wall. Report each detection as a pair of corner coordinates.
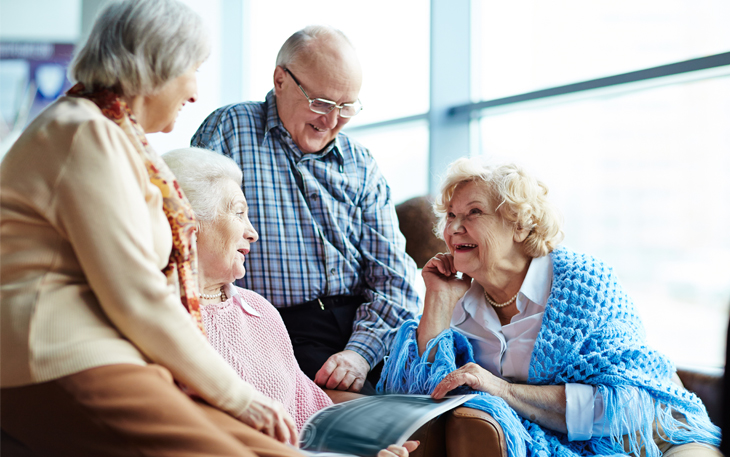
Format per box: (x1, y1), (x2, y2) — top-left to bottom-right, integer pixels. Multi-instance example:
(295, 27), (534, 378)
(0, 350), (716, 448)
(0, 0), (81, 42)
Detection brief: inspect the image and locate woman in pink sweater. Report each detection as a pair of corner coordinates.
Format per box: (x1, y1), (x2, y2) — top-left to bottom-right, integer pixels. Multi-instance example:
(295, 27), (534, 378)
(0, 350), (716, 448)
(163, 147), (416, 457)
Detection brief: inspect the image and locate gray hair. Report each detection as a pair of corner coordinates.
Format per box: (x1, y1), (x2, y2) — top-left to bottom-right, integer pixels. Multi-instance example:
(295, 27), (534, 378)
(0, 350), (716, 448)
(434, 158), (565, 258)
(69, 0), (209, 97)
(162, 148), (242, 223)
(275, 25), (353, 67)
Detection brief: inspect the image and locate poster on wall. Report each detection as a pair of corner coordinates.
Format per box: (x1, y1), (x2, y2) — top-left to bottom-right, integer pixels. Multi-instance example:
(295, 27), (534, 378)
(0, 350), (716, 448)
(0, 42), (75, 154)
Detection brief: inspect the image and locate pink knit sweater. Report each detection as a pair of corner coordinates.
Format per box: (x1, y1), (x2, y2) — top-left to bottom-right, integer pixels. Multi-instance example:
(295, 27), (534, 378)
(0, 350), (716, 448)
(201, 285), (333, 430)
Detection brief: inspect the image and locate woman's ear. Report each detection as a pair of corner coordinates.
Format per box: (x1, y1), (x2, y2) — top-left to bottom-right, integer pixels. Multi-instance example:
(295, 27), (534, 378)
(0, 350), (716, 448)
(513, 224), (530, 243)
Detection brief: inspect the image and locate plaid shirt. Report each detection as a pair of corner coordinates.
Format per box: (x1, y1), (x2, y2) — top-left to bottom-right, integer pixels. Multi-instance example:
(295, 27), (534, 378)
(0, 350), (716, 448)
(191, 90), (421, 366)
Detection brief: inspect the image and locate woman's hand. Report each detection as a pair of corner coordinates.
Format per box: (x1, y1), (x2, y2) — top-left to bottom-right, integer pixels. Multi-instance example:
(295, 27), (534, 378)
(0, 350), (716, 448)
(431, 363), (509, 400)
(237, 391), (298, 446)
(432, 364), (569, 433)
(377, 440), (419, 457)
(421, 253), (472, 299)
(417, 253), (472, 358)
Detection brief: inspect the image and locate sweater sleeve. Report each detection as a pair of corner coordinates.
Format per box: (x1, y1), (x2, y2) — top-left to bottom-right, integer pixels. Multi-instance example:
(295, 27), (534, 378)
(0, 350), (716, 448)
(52, 119), (256, 420)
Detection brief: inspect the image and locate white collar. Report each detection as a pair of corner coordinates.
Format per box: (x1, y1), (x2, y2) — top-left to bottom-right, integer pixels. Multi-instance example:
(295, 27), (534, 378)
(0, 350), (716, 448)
(452, 254), (552, 325)
(222, 283), (261, 317)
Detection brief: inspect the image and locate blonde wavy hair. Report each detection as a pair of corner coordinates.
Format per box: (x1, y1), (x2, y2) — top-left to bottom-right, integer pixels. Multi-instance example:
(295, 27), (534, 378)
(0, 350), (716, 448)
(433, 158), (564, 258)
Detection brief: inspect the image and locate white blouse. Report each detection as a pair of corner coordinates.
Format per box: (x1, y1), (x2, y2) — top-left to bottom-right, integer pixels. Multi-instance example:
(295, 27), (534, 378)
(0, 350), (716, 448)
(450, 255), (637, 441)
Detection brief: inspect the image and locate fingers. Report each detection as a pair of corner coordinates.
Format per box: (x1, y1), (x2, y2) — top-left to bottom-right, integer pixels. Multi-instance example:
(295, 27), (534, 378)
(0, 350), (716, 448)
(314, 357), (337, 386)
(325, 365), (348, 390)
(432, 364), (489, 398)
(348, 376), (365, 393)
(402, 440), (420, 453)
(442, 253), (456, 275)
(432, 371), (470, 399)
(240, 394), (298, 445)
(275, 412), (299, 446)
(377, 442), (419, 457)
(316, 351), (370, 392)
(337, 370), (357, 391)
(424, 252), (456, 276)
(267, 405), (298, 446)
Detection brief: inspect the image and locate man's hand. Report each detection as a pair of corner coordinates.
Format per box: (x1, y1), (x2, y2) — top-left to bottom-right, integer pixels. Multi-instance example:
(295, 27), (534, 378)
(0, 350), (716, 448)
(236, 391), (298, 445)
(314, 350), (370, 392)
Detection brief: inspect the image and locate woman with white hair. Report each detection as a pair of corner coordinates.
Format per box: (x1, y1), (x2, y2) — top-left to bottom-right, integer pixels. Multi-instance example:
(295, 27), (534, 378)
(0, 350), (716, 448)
(379, 157), (721, 456)
(0, 1), (300, 456)
(163, 147), (417, 457)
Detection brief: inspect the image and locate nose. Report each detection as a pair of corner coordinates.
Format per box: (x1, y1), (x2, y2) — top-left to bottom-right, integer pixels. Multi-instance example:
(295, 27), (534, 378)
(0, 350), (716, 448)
(188, 93), (198, 103)
(323, 109), (338, 129)
(448, 216), (466, 234)
(245, 221), (259, 244)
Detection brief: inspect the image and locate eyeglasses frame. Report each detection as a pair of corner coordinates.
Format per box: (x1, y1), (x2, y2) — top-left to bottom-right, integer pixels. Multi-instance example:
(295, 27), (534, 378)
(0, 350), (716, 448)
(283, 67), (362, 118)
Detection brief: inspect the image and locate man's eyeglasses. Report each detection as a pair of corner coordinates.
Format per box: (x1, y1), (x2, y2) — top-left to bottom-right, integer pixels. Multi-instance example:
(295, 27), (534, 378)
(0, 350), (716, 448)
(284, 68), (363, 118)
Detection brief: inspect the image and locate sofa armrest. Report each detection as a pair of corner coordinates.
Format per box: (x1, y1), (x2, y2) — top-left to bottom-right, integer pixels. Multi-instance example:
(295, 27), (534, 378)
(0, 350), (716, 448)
(676, 368), (723, 425)
(408, 413), (448, 457)
(445, 406), (508, 457)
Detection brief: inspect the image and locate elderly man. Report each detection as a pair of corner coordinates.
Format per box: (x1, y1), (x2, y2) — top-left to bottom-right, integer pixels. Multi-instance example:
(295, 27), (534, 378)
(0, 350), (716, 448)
(192, 26), (421, 395)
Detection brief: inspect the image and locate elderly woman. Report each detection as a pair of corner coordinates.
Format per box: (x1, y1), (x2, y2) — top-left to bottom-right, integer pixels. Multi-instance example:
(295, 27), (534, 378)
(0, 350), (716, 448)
(0, 1), (300, 456)
(163, 147), (417, 457)
(379, 158), (720, 457)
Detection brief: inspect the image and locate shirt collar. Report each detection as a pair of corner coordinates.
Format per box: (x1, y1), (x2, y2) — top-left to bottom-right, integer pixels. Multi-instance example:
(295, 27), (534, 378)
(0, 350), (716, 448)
(454, 254), (552, 323)
(222, 283), (261, 317)
(263, 89), (344, 165)
(520, 254), (552, 308)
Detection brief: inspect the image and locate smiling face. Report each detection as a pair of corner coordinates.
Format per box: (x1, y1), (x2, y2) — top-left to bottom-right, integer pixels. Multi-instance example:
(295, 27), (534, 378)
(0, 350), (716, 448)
(273, 38), (362, 154)
(139, 64), (199, 133)
(443, 180), (528, 280)
(196, 179), (259, 289)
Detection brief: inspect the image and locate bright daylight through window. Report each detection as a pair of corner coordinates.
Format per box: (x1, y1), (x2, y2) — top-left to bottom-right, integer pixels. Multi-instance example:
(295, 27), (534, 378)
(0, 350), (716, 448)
(472, 0), (730, 368)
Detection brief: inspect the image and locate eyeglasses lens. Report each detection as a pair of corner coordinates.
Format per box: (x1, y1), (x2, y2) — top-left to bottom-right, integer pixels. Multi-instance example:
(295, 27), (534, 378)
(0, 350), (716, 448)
(309, 99), (336, 115)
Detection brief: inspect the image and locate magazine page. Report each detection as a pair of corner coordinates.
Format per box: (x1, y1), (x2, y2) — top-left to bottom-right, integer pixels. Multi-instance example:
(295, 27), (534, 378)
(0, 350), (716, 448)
(298, 394), (475, 457)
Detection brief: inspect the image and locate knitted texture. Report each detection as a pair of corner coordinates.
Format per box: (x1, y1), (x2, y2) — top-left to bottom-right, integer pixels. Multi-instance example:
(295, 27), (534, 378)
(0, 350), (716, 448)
(202, 287), (332, 430)
(379, 247), (720, 457)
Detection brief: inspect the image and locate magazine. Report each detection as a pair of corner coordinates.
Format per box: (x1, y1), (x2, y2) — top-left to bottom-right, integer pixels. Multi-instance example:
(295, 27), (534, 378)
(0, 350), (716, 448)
(297, 394), (475, 457)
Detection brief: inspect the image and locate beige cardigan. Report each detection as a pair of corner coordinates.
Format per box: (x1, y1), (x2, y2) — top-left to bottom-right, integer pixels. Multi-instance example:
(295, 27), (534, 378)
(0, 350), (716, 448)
(0, 97), (255, 420)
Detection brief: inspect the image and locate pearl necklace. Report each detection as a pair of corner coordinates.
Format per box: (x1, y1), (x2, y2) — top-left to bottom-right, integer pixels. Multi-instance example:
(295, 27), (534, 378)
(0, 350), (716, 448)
(484, 289), (519, 308)
(200, 287), (224, 300)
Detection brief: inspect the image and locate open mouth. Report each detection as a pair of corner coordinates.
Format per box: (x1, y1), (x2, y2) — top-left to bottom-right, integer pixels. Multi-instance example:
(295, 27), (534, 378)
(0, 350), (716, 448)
(454, 243), (477, 252)
(237, 248), (249, 260)
(311, 124), (326, 132)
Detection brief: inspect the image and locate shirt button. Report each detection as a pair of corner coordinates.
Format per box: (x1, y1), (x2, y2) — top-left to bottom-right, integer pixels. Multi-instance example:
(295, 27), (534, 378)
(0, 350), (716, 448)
(330, 268), (336, 275)
(310, 193), (318, 201)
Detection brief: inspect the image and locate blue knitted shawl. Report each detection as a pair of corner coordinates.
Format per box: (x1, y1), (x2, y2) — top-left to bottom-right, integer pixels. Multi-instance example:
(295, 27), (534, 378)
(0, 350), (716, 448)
(378, 247), (720, 457)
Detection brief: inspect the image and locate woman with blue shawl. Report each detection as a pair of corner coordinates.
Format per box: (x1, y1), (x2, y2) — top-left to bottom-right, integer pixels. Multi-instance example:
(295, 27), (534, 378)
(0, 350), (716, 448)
(378, 158), (721, 457)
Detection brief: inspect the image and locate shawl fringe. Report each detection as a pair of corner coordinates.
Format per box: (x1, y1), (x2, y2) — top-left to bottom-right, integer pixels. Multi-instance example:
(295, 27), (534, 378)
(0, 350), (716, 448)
(378, 320), (720, 457)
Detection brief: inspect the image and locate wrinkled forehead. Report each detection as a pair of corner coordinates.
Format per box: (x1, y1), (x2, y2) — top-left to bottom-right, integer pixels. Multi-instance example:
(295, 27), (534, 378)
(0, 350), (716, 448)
(292, 39), (363, 94)
(221, 179), (246, 208)
(448, 180), (497, 208)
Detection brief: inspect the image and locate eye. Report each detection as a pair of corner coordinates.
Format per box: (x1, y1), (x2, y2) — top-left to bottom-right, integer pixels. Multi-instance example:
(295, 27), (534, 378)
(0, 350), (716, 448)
(446, 212), (456, 219)
(235, 212), (245, 220)
(469, 208), (482, 215)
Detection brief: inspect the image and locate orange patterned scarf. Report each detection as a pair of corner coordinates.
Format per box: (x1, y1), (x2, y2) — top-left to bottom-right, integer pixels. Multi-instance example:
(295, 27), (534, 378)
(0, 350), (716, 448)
(67, 83), (206, 336)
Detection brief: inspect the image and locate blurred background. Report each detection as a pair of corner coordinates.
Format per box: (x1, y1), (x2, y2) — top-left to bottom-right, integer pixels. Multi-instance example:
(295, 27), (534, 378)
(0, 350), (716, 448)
(1, 0), (728, 370)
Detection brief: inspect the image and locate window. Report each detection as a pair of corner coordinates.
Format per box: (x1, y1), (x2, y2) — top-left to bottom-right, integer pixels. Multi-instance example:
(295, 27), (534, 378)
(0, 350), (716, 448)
(347, 120), (429, 204)
(472, 0), (730, 101)
(477, 75), (730, 367)
(246, 0), (430, 126)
